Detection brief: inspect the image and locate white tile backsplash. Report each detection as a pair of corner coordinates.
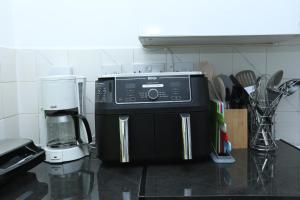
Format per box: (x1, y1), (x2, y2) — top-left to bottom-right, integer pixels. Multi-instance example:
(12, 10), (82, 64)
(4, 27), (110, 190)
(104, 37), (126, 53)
(101, 64), (122, 75)
(233, 46), (267, 75)
(199, 46), (233, 75)
(101, 49), (133, 71)
(133, 63), (166, 73)
(277, 94), (300, 112)
(0, 48), (16, 82)
(174, 62), (194, 72)
(16, 50), (37, 81)
(133, 48), (167, 65)
(36, 50), (69, 77)
(0, 119), (4, 140)
(121, 64), (135, 73)
(98, 49), (134, 73)
(267, 45), (300, 79)
(69, 50), (101, 81)
(0, 83), (3, 119)
(275, 111), (300, 146)
(0, 48), (19, 140)
(166, 47), (200, 72)
(2, 82), (18, 117)
(2, 115), (19, 139)
(85, 82), (95, 114)
(18, 114), (39, 144)
(18, 82), (38, 114)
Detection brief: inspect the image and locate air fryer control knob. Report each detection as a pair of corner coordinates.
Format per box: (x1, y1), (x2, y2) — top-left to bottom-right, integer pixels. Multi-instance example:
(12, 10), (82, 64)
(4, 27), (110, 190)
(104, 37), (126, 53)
(147, 89), (159, 100)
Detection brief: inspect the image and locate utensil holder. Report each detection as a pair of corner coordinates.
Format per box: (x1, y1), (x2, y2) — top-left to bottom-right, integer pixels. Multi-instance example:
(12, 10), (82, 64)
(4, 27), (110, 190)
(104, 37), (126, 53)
(249, 99), (278, 152)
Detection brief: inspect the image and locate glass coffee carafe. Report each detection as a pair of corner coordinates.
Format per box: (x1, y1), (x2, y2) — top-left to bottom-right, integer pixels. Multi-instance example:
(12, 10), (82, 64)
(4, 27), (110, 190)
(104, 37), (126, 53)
(47, 115), (77, 148)
(46, 111), (92, 149)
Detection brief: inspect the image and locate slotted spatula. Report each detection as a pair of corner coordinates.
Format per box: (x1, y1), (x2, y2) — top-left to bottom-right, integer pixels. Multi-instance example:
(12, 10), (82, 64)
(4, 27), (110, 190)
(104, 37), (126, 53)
(235, 70), (256, 87)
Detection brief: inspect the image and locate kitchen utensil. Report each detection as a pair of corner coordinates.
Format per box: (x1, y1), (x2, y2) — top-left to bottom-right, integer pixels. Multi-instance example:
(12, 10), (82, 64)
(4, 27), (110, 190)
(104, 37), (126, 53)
(225, 88), (231, 107)
(256, 75), (268, 106)
(198, 61), (215, 82)
(234, 70), (256, 97)
(278, 79), (300, 96)
(208, 81), (220, 100)
(229, 75), (249, 108)
(213, 76), (226, 102)
(266, 70), (284, 104)
(219, 74), (234, 107)
(267, 70), (283, 89)
(235, 70), (256, 87)
(198, 61), (220, 101)
(219, 74), (234, 96)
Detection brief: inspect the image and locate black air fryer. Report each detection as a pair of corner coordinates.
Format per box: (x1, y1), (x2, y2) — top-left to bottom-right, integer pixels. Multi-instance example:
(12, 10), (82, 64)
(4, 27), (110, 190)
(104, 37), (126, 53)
(95, 72), (210, 164)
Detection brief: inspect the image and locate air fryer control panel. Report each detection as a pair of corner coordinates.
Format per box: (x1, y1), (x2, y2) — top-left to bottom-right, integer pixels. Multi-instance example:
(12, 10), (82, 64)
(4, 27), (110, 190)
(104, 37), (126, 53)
(95, 81), (113, 103)
(96, 75), (191, 104)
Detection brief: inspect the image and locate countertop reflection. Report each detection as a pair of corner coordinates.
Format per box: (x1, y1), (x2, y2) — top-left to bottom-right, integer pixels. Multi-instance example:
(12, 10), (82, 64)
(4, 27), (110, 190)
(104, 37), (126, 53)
(0, 140), (299, 200)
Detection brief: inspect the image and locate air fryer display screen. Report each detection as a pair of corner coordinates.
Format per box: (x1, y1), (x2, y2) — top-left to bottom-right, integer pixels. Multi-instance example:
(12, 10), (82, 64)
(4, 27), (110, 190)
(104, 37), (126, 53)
(125, 83), (136, 89)
(114, 75), (191, 104)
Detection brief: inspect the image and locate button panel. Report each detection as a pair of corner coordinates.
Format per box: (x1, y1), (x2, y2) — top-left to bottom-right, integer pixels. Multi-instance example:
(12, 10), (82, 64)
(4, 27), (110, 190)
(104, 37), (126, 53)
(95, 81), (113, 103)
(115, 75), (191, 104)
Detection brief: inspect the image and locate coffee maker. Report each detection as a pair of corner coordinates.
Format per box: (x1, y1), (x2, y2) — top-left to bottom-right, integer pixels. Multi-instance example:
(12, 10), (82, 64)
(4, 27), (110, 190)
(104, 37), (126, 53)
(39, 71), (92, 163)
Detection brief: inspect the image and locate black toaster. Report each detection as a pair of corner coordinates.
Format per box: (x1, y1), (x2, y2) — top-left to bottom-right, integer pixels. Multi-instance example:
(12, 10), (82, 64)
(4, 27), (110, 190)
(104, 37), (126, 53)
(95, 72), (210, 164)
(0, 139), (45, 186)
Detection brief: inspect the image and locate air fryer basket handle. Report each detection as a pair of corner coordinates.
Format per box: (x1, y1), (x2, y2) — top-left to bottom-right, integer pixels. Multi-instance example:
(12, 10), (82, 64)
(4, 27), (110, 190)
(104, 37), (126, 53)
(77, 114), (93, 143)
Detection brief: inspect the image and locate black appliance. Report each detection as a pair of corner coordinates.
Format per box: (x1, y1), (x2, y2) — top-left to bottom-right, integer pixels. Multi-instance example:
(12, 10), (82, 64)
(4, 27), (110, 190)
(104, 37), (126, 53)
(95, 72), (210, 163)
(0, 138), (45, 185)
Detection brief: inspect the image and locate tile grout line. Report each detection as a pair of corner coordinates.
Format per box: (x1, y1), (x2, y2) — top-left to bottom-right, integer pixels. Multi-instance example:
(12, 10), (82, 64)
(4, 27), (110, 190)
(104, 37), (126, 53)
(0, 114), (19, 120)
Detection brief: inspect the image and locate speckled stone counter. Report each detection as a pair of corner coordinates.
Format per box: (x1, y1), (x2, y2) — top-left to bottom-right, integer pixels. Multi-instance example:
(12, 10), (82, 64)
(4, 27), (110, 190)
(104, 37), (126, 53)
(0, 140), (299, 200)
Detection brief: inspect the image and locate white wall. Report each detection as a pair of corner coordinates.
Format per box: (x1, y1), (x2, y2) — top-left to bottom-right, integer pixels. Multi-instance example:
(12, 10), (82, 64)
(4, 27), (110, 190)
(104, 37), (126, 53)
(11, 0), (300, 48)
(0, 0), (14, 47)
(0, 47), (19, 139)
(12, 0), (141, 48)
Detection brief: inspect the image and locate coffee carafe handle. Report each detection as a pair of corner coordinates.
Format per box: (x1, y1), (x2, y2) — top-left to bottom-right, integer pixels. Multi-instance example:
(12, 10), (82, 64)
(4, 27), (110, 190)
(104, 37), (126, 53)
(77, 115), (93, 144)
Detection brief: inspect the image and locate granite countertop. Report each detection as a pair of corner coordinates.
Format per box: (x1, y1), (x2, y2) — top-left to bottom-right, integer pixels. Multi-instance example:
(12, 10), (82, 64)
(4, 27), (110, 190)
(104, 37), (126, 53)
(0, 140), (300, 200)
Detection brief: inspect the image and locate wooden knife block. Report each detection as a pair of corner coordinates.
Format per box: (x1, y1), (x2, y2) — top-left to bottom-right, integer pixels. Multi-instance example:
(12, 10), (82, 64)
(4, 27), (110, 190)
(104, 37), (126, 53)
(224, 109), (248, 149)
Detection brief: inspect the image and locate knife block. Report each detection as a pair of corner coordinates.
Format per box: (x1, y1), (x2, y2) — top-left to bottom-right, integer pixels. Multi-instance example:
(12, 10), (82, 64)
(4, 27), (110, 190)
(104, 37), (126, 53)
(224, 109), (248, 149)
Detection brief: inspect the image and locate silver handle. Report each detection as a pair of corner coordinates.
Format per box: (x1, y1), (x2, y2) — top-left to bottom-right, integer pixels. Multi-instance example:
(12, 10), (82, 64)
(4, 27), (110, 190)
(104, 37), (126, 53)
(119, 116), (129, 163)
(180, 113), (192, 160)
